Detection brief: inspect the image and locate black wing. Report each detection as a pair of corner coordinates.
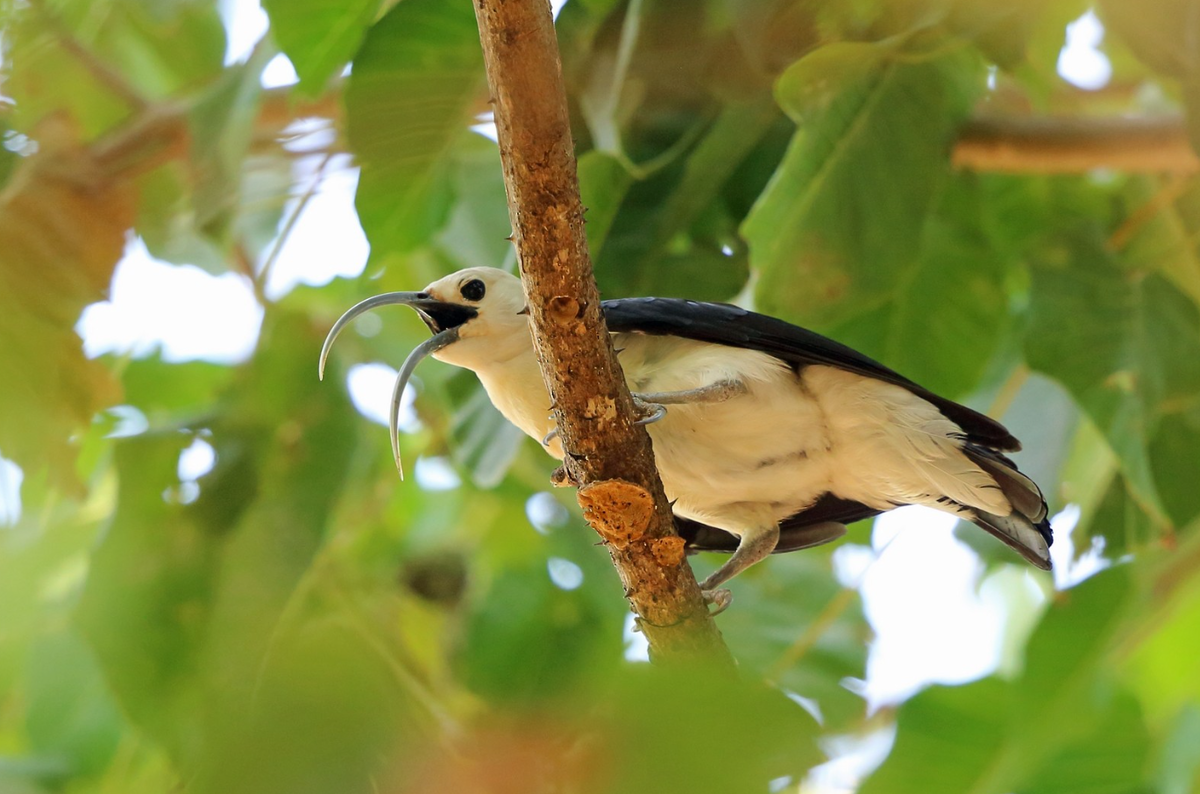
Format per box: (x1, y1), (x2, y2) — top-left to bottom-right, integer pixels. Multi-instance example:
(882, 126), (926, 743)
(602, 297), (1019, 451)
(677, 494), (881, 554)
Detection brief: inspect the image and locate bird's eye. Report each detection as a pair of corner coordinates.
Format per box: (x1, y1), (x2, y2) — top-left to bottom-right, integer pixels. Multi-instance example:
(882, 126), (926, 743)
(460, 279), (486, 302)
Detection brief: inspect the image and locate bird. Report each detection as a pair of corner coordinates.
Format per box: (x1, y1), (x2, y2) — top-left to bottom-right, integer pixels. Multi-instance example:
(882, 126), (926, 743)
(320, 267), (1052, 612)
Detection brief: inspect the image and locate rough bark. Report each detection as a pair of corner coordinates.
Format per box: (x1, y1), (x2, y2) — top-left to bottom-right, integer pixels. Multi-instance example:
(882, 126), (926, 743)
(470, 0), (733, 666)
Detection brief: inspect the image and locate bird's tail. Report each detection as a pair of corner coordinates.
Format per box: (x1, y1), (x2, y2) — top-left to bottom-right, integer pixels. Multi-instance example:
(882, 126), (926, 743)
(960, 444), (1053, 570)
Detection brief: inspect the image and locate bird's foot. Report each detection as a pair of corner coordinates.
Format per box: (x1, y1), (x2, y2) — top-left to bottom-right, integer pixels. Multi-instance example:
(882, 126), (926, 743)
(631, 394), (667, 426)
(543, 398), (663, 448)
(702, 588), (733, 615)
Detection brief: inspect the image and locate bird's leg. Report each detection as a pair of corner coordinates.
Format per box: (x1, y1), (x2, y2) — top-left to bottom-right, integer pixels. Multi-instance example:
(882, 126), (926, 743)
(698, 522), (780, 615)
(542, 379), (746, 447)
(632, 378), (747, 426)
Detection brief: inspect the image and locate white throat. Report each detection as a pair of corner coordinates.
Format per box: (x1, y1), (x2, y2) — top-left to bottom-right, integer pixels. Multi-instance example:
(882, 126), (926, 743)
(472, 346), (558, 457)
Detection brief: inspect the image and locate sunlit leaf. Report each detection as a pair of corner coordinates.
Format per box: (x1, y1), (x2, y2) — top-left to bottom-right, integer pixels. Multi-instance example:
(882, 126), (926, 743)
(1123, 570), (1200, 722)
(74, 431), (210, 764)
(713, 547), (871, 732)
(189, 47), (270, 240)
(24, 632), (124, 780)
(746, 43), (983, 328)
(77, 311), (358, 772)
(1025, 235), (1200, 530)
(346, 0), (484, 258)
(261, 0), (382, 96)
(434, 135), (513, 272)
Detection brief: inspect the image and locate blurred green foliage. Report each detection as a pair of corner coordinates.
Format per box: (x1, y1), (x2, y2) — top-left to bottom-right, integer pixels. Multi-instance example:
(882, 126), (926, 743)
(1, 0), (1199, 792)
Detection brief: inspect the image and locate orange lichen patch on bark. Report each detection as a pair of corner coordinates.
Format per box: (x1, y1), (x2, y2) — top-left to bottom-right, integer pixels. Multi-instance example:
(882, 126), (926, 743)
(577, 480), (655, 548)
(649, 536), (687, 568)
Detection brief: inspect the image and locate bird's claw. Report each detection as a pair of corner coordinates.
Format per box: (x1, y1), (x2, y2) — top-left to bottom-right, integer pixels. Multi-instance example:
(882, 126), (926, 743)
(544, 397), (663, 444)
(702, 588), (732, 615)
(632, 395), (667, 426)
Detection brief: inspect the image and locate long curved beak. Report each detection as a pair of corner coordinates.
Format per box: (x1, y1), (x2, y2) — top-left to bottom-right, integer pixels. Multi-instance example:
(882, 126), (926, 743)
(319, 291), (476, 479)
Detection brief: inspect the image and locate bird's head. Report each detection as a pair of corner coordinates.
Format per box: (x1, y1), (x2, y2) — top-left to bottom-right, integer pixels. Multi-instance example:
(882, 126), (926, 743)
(318, 267), (531, 476)
(416, 267), (531, 368)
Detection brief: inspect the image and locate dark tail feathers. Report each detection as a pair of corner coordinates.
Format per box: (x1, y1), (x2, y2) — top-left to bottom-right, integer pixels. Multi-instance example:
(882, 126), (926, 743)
(962, 444), (1053, 570)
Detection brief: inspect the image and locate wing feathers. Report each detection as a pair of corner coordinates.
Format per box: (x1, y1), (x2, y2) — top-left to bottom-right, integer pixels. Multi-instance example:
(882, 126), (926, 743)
(603, 298), (1019, 450)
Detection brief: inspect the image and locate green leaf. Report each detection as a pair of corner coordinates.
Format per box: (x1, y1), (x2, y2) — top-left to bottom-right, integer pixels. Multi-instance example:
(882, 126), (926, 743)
(1098, 0), (1200, 81)
(1124, 177), (1200, 308)
(1018, 686), (1153, 794)
(593, 96), (777, 300)
(0, 124), (21, 188)
(1019, 566), (1133, 707)
(434, 136), (513, 271)
(1123, 574), (1200, 722)
(745, 44), (983, 328)
(120, 356), (234, 423)
(24, 632), (124, 780)
(1148, 407), (1200, 529)
(1025, 237), (1200, 530)
(707, 547), (871, 732)
(825, 175), (1013, 399)
(186, 615), (418, 794)
(5, 17), (134, 139)
(577, 151), (633, 259)
(6, 1), (225, 138)
(861, 677), (1012, 794)
(600, 665), (824, 792)
(261, 0), (382, 96)
(875, 187), (1011, 398)
(945, 0), (1047, 69)
(135, 163), (228, 274)
(1158, 706), (1200, 794)
(1086, 473), (1161, 557)
(76, 310), (358, 770)
(96, 2), (227, 98)
(346, 0), (484, 258)
(189, 47), (270, 239)
(73, 431), (210, 764)
(457, 560), (625, 704)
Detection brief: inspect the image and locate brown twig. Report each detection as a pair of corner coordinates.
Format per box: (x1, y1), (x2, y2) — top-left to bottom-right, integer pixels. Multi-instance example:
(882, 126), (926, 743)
(1109, 173), (1195, 251)
(255, 150), (337, 300)
(955, 115), (1200, 174)
(471, 0), (733, 666)
(254, 82), (1200, 176)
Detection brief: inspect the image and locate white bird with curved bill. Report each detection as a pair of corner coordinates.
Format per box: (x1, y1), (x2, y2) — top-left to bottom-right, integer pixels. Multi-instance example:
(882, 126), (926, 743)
(321, 267), (1052, 613)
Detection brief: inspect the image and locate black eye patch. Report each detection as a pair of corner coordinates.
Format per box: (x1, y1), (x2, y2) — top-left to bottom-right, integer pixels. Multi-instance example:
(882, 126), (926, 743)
(460, 279), (486, 301)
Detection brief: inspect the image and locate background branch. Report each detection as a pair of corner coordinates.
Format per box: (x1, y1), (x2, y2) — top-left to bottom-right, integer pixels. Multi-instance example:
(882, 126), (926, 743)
(954, 115), (1200, 173)
(256, 86), (1200, 174)
(470, 0), (733, 666)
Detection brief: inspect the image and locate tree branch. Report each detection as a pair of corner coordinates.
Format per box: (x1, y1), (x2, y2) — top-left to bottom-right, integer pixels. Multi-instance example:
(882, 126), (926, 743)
(256, 85), (1200, 174)
(470, 0), (733, 666)
(954, 115), (1200, 174)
